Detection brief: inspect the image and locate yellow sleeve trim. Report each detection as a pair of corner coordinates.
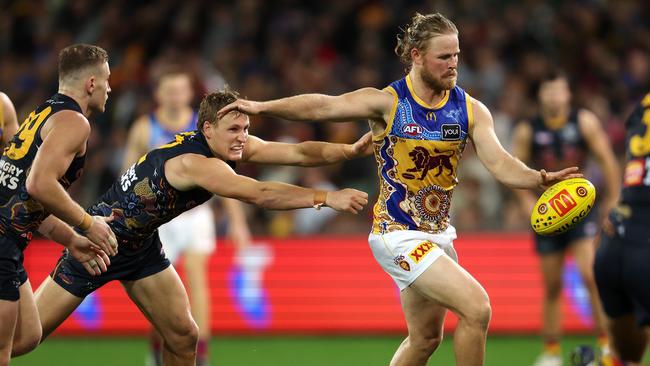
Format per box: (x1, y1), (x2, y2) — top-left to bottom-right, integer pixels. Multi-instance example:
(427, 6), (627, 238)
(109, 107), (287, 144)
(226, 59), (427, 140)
(376, 86), (398, 141)
(465, 92), (474, 132)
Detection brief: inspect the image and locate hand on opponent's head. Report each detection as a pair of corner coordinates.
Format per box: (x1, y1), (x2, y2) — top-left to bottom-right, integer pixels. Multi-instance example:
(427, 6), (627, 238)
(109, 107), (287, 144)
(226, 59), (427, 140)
(217, 99), (263, 120)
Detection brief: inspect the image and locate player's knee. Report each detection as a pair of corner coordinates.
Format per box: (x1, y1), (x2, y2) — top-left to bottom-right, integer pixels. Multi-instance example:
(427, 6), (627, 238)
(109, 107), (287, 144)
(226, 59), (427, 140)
(404, 333), (443, 358)
(10, 330), (42, 357)
(464, 297), (492, 331)
(164, 319), (199, 356)
(418, 334), (443, 354)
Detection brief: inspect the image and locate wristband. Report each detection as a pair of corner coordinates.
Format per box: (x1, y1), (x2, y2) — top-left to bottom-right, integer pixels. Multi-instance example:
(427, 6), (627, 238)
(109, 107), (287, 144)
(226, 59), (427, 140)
(313, 190), (328, 210)
(77, 213), (93, 231)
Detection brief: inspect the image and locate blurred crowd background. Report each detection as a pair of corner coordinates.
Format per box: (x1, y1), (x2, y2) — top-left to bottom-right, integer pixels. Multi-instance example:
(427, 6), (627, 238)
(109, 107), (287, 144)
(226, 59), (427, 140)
(1, 0), (649, 236)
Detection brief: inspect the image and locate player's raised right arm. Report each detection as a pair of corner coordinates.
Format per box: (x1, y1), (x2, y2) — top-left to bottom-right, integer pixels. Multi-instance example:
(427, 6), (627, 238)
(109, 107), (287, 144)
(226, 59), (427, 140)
(217, 88), (394, 123)
(470, 97), (581, 190)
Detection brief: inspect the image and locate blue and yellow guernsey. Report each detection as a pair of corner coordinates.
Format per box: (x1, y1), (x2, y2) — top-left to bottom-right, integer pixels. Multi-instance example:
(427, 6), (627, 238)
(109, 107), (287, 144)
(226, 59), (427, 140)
(372, 75), (473, 234)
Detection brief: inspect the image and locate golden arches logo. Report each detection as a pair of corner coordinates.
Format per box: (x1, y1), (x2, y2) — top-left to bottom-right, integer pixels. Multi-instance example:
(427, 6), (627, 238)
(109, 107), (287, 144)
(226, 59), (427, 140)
(549, 189), (577, 217)
(426, 112), (436, 121)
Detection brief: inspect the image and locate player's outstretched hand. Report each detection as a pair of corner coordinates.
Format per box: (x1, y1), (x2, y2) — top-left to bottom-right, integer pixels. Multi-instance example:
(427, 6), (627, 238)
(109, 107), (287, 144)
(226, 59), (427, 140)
(537, 167), (583, 189)
(346, 132), (374, 159)
(83, 215), (118, 256)
(217, 99), (263, 120)
(327, 188), (369, 214)
(68, 236), (111, 276)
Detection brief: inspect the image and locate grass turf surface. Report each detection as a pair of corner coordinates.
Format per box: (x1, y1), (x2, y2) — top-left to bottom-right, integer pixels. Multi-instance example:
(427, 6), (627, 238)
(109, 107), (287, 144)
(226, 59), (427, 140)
(11, 335), (639, 365)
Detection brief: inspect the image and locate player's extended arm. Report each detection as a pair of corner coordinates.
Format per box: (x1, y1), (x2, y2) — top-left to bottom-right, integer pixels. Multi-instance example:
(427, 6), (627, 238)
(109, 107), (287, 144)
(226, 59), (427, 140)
(579, 109), (621, 210)
(0, 92), (19, 148)
(26, 110), (117, 255)
(470, 98), (581, 189)
(222, 198), (252, 251)
(242, 132), (373, 166)
(122, 116), (150, 171)
(217, 88), (394, 123)
(167, 154), (368, 213)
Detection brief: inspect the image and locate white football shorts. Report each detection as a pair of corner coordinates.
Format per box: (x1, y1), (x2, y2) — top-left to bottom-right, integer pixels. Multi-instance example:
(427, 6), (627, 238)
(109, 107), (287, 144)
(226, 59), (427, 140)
(368, 227), (457, 291)
(158, 203), (216, 264)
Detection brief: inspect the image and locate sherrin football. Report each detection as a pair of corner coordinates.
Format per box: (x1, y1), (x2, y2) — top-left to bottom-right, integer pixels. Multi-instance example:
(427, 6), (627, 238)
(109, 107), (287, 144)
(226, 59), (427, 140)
(530, 177), (596, 236)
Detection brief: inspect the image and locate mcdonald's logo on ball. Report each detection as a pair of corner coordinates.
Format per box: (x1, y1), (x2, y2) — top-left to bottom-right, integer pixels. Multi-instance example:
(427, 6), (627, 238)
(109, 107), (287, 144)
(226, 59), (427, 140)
(530, 178), (596, 236)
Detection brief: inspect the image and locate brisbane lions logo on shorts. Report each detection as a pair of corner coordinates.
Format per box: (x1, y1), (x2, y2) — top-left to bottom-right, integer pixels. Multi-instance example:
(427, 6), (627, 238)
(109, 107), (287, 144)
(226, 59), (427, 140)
(393, 254), (410, 271)
(402, 146), (455, 180)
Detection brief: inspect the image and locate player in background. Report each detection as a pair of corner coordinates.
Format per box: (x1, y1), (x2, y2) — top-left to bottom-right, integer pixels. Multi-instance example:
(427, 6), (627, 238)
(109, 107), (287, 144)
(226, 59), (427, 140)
(0, 44), (118, 365)
(122, 67), (260, 366)
(28, 89), (371, 366)
(218, 12), (581, 366)
(594, 92), (650, 366)
(511, 70), (621, 366)
(0, 93), (19, 149)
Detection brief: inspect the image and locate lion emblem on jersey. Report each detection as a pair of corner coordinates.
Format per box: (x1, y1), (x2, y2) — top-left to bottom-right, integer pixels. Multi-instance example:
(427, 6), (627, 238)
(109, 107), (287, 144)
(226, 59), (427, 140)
(402, 147), (455, 180)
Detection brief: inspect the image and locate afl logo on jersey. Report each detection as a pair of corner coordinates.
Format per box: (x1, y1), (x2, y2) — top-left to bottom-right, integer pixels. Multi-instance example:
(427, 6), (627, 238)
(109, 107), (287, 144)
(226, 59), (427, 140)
(403, 123), (422, 137)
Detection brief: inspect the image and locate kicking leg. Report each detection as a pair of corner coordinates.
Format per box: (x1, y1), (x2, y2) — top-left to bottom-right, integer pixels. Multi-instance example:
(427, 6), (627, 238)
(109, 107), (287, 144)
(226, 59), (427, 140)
(408, 255), (491, 366)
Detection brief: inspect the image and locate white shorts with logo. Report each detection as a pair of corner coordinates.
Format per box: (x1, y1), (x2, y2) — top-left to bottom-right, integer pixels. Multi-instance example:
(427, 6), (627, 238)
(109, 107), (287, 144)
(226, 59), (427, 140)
(158, 204), (216, 264)
(368, 227), (457, 291)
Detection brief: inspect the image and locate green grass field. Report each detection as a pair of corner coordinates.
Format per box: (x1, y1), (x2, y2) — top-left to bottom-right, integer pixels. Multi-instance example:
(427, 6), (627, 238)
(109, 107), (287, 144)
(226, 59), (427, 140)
(13, 335), (640, 365)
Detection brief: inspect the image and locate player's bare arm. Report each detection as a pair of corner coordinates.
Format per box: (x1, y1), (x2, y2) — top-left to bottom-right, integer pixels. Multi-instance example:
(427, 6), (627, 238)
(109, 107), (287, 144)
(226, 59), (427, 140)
(37, 215), (111, 275)
(122, 116), (151, 171)
(25, 110), (117, 255)
(578, 109), (621, 211)
(510, 121), (539, 213)
(217, 88), (395, 125)
(469, 97), (581, 189)
(167, 153), (368, 214)
(0, 92), (19, 147)
(241, 131), (373, 166)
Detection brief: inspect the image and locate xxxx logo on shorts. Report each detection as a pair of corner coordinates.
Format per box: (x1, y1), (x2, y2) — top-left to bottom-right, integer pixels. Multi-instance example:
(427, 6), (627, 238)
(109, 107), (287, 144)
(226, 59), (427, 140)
(394, 254), (410, 271)
(409, 241), (437, 263)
